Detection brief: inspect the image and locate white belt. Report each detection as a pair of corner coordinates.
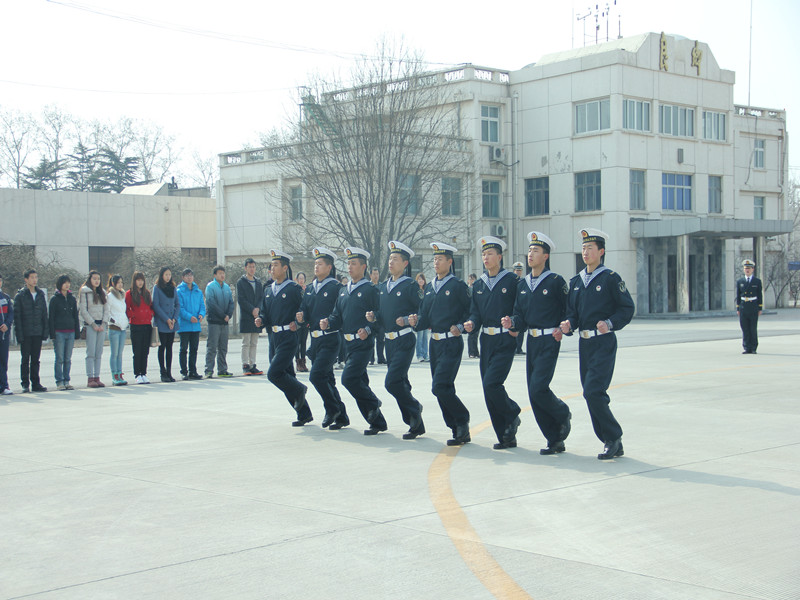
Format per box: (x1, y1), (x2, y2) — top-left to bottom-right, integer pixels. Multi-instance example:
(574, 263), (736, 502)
(740, 296), (757, 302)
(311, 330), (338, 338)
(431, 331), (457, 341)
(385, 327), (413, 340)
(482, 326), (510, 335)
(271, 324), (293, 333)
(343, 333), (359, 341)
(579, 329), (608, 339)
(529, 327), (557, 338)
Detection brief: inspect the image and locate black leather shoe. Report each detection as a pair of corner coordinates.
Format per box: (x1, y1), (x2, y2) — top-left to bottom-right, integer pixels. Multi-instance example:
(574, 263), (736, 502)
(321, 411), (340, 428)
(292, 416), (313, 427)
(329, 414), (350, 430)
(403, 414), (426, 440)
(597, 438), (624, 460)
(558, 412), (572, 442)
(31, 385), (47, 392)
(363, 421), (387, 436)
(446, 423), (471, 446)
(503, 416), (521, 444)
(540, 440), (566, 455)
(188, 373), (203, 380)
(493, 440), (518, 449)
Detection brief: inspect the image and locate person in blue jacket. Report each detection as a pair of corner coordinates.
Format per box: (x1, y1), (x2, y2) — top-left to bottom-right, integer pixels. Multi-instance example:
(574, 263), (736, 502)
(560, 228), (635, 460)
(152, 266), (181, 383)
(464, 235), (521, 449)
(256, 250), (312, 427)
(176, 268), (205, 380)
(204, 266), (235, 378)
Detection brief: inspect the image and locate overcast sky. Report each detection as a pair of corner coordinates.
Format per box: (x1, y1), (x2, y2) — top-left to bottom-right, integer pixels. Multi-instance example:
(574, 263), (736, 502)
(2, 0), (797, 176)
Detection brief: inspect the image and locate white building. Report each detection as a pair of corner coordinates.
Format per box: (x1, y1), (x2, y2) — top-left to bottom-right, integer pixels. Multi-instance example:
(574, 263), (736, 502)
(217, 32), (791, 313)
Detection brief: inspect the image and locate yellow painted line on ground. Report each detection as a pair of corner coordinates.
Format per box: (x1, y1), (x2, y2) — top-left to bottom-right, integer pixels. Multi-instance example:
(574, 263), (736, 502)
(427, 359), (795, 600)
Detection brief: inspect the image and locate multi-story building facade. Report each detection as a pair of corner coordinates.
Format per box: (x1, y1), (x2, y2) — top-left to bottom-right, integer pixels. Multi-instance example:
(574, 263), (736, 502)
(218, 32), (791, 313)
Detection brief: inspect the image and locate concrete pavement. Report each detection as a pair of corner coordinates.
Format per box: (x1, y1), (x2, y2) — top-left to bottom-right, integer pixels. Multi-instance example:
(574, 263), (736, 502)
(1, 312), (799, 599)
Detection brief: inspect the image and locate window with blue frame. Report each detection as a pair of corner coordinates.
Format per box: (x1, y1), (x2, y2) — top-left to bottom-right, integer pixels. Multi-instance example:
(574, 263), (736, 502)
(662, 173), (692, 211)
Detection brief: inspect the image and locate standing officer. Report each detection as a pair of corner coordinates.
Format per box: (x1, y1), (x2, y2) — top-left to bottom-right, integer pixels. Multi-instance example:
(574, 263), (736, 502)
(464, 236), (521, 449)
(367, 241), (425, 440)
(736, 258), (762, 354)
(297, 247), (350, 429)
(321, 247), (388, 436)
(560, 229), (634, 460)
(409, 242), (471, 446)
(505, 232), (571, 455)
(256, 250), (313, 427)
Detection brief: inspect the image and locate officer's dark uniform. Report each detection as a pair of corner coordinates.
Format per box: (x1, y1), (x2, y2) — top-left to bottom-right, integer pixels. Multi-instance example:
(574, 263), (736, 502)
(735, 272), (763, 354)
(512, 269), (571, 447)
(376, 275), (424, 434)
(260, 277), (312, 425)
(565, 265), (634, 447)
(327, 278), (387, 432)
(300, 275), (349, 427)
(469, 269), (521, 445)
(416, 272), (471, 441)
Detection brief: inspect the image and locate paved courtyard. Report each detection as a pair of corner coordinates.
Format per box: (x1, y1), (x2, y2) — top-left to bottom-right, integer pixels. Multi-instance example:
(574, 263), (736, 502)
(1, 312), (799, 599)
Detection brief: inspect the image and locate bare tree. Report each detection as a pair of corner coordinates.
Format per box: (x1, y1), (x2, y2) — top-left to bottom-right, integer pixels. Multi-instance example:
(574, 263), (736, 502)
(0, 242), (82, 296)
(763, 180), (800, 307)
(37, 105), (74, 189)
(133, 122), (179, 184)
(181, 150), (218, 196)
(0, 108), (37, 189)
(270, 40), (472, 274)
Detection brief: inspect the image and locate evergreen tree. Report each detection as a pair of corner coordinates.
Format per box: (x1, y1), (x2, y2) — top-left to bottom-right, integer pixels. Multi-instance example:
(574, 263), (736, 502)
(94, 147), (140, 192)
(22, 157), (63, 190)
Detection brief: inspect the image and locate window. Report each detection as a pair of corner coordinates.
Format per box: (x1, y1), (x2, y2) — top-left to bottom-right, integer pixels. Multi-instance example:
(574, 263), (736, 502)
(441, 177), (461, 216)
(659, 104), (695, 137)
(623, 99), (651, 132)
(453, 255), (464, 280)
(630, 170), (646, 210)
(754, 196), (765, 220)
(575, 171), (601, 212)
(399, 174), (419, 215)
(708, 176), (722, 213)
(702, 111), (726, 141)
(524, 177), (549, 216)
(482, 180), (500, 218)
(89, 246), (134, 282)
(290, 186), (302, 221)
(575, 99), (610, 134)
(754, 139), (765, 168)
(481, 105), (499, 143)
(662, 173), (693, 211)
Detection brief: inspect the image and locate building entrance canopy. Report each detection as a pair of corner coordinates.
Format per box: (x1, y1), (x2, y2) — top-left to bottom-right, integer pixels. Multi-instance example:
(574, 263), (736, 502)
(630, 217), (792, 239)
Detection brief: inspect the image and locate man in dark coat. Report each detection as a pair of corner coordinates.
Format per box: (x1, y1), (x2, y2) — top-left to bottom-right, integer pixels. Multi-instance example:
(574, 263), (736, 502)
(237, 258), (265, 375)
(13, 269), (49, 393)
(735, 258), (763, 354)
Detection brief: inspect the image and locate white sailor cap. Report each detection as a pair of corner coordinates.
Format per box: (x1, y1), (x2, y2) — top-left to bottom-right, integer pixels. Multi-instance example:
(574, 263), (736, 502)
(579, 228), (609, 246)
(270, 249), (293, 262)
(742, 258), (756, 267)
(512, 262), (524, 270)
(528, 231), (556, 252)
(312, 247), (337, 261)
(430, 242), (457, 256)
(479, 235), (507, 253)
(344, 246), (371, 261)
(388, 240), (415, 259)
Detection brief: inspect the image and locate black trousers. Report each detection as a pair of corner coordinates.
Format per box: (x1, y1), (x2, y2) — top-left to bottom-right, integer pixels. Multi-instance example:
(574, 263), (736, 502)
(479, 333), (520, 442)
(157, 331), (175, 374)
(526, 334), (570, 444)
(295, 327), (308, 360)
(579, 333), (622, 443)
(341, 336), (385, 427)
(268, 330), (310, 419)
(308, 332), (347, 418)
(739, 310), (759, 352)
(179, 331), (200, 375)
(429, 335), (469, 431)
(129, 324), (151, 376)
(20, 335), (43, 387)
(467, 330), (480, 357)
(384, 333), (422, 425)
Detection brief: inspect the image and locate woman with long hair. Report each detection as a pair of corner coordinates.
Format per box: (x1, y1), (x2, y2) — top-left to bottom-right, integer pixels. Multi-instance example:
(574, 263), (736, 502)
(152, 266), (180, 382)
(106, 274), (129, 386)
(125, 271), (155, 384)
(79, 270), (109, 388)
(415, 272), (429, 362)
(48, 274), (80, 390)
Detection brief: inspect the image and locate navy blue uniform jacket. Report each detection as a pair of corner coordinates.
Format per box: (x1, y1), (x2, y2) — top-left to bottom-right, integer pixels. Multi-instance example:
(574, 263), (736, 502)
(299, 278), (342, 331)
(328, 280), (379, 335)
(376, 278), (421, 332)
(468, 271), (518, 329)
(416, 277), (470, 333)
(565, 267), (634, 331)
(260, 281), (303, 329)
(512, 272), (569, 330)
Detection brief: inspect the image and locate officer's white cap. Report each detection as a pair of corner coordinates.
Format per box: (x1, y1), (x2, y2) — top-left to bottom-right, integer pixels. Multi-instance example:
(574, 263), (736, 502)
(579, 228), (609, 245)
(430, 242), (457, 255)
(742, 258), (756, 267)
(312, 247), (337, 261)
(528, 231), (556, 252)
(388, 240), (415, 259)
(479, 235), (507, 252)
(344, 246), (371, 261)
(270, 249), (293, 262)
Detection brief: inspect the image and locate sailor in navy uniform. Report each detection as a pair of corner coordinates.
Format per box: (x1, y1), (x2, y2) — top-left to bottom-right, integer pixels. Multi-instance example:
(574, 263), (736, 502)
(409, 242), (471, 446)
(736, 258), (763, 354)
(320, 247), (388, 435)
(296, 247), (350, 429)
(506, 231), (571, 455)
(463, 236), (521, 449)
(256, 250), (313, 427)
(367, 241), (425, 440)
(560, 229), (634, 460)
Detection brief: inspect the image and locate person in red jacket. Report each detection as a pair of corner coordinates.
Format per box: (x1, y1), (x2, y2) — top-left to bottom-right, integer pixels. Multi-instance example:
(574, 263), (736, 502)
(125, 271), (155, 384)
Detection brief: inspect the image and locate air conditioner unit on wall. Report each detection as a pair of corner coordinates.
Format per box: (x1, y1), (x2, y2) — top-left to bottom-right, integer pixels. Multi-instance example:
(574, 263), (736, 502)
(490, 146), (506, 162)
(490, 223), (506, 237)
